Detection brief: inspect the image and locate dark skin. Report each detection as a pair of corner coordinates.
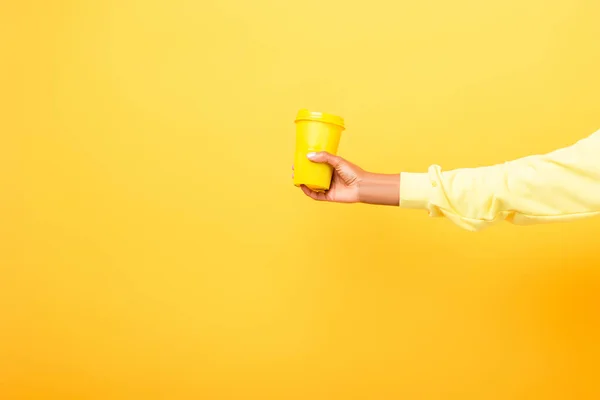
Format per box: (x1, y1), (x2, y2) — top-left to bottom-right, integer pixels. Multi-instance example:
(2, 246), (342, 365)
(293, 152), (401, 206)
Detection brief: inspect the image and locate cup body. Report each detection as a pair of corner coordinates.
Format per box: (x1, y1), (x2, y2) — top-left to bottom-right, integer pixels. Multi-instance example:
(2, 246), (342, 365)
(293, 110), (345, 192)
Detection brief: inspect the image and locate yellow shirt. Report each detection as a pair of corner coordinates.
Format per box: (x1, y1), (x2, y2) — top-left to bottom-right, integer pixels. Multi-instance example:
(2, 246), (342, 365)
(399, 129), (600, 231)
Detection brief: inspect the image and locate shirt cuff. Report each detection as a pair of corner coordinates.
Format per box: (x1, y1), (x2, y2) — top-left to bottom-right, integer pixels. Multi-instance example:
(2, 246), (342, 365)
(399, 172), (432, 210)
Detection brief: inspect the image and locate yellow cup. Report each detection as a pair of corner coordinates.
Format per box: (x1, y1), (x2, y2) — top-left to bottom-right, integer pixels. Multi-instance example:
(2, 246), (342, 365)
(293, 109), (346, 192)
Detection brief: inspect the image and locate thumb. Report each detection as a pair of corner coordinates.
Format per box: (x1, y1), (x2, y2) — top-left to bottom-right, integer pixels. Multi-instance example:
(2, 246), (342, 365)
(307, 151), (342, 168)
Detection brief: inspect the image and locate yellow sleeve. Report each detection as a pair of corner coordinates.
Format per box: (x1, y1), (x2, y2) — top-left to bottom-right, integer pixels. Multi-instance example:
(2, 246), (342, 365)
(399, 129), (600, 231)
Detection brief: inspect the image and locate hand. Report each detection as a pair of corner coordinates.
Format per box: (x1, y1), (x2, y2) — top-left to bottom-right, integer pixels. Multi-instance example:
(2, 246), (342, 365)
(292, 152), (401, 206)
(299, 152), (366, 203)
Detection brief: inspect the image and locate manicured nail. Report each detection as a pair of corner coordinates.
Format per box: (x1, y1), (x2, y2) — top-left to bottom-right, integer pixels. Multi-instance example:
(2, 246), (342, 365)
(307, 152), (317, 160)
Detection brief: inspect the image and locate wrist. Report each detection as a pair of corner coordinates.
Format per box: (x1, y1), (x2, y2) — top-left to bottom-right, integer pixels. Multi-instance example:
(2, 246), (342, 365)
(358, 172), (400, 206)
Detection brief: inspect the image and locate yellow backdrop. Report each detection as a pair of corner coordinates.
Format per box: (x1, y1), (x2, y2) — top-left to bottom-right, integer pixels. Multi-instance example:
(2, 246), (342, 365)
(3, 0), (600, 398)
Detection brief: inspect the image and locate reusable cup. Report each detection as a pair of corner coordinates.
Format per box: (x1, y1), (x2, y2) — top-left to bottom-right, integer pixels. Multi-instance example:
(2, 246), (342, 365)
(293, 109), (345, 192)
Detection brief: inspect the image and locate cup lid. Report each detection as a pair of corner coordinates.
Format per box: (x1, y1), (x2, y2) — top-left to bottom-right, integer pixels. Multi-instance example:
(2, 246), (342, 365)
(294, 109), (345, 129)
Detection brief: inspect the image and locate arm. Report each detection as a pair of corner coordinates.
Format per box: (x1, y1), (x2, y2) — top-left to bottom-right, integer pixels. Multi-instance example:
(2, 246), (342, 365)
(299, 128), (600, 231)
(401, 129), (600, 231)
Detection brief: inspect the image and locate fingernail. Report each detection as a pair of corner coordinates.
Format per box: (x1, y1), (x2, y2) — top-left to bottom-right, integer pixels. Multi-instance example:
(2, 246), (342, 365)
(307, 152), (317, 160)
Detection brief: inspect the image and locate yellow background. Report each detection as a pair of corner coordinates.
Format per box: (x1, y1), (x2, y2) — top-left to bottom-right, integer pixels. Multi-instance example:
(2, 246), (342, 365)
(3, 0), (600, 398)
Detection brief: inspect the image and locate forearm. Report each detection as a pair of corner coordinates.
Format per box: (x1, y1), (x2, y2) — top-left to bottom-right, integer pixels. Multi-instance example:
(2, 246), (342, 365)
(358, 173), (400, 206)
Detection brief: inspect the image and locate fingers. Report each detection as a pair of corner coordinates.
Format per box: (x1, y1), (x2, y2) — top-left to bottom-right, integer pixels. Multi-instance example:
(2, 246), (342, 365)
(307, 151), (342, 168)
(301, 185), (328, 201)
